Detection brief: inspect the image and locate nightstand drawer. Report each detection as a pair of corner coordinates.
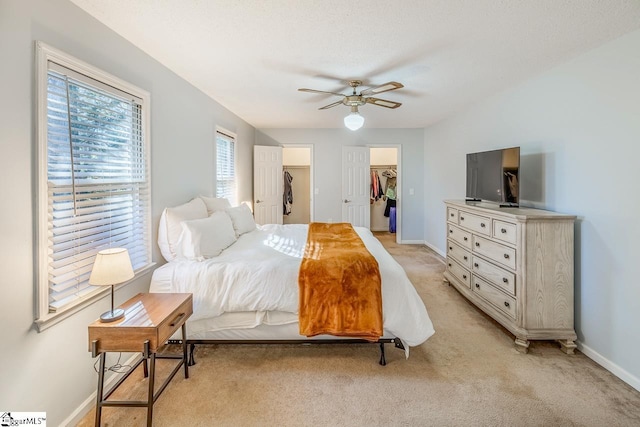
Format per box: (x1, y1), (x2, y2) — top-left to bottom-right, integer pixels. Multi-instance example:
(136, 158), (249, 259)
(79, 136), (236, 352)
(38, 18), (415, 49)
(158, 296), (193, 343)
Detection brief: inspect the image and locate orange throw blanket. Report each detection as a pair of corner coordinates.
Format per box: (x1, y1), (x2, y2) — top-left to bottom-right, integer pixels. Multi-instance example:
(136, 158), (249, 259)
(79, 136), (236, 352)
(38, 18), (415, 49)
(298, 222), (383, 341)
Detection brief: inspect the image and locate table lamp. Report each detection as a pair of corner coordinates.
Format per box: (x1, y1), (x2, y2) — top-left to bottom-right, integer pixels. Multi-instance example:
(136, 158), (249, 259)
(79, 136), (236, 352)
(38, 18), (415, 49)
(89, 248), (134, 322)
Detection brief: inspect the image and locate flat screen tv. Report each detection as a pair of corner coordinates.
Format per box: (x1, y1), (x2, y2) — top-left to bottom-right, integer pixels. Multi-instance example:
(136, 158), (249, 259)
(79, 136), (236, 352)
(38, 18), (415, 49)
(466, 147), (520, 207)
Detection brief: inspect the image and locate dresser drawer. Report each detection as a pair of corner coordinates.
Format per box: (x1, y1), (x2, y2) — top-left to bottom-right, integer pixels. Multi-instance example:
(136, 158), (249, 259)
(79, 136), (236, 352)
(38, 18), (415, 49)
(447, 239), (472, 268)
(493, 219), (517, 245)
(447, 207), (459, 223)
(472, 276), (516, 320)
(472, 235), (516, 270)
(472, 256), (515, 296)
(447, 258), (471, 289)
(458, 211), (491, 236)
(448, 224), (472, 250)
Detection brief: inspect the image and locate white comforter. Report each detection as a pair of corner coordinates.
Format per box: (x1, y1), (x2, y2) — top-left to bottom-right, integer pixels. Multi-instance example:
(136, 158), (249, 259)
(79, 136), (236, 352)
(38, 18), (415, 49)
(149, 224), (434, 347)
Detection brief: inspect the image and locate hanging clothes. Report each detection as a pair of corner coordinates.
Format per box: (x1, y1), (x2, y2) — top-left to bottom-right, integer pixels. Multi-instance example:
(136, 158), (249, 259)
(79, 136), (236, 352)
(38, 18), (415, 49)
(382, 168), (397, 178)
(382, 169), (397, 201)
(370, 169), (384, 203)
(384, 199), (396, 217)
(370, 170), (375, 203)
(283, 170), (293, 215)
(382, 168), (397, 217)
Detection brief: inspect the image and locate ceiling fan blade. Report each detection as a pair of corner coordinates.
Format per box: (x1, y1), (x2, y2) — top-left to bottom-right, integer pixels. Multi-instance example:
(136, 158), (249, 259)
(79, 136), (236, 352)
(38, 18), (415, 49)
(319, 100), (344, 110)
(298, 88), (345, 97)
(366, 97), (402, 109)
(360, 81), (404, 96)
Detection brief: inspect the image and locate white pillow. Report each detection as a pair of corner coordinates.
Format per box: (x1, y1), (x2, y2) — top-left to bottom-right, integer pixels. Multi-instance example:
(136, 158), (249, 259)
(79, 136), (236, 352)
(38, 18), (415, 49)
(179, 211), (237, 260)
(225, 203), (256, 236)
(158, 198), (208, 261)
(200, 196), (232, 215)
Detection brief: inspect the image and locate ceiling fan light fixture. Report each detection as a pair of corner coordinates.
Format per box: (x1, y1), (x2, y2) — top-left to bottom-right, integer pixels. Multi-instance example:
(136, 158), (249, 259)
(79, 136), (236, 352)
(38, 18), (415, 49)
(299, 79), (403, 129)
(344, 107), (365, 131)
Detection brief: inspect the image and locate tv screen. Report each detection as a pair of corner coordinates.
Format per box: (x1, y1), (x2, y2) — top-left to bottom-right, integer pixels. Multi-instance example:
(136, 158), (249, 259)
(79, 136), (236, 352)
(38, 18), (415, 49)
(466, 147), (520, 206)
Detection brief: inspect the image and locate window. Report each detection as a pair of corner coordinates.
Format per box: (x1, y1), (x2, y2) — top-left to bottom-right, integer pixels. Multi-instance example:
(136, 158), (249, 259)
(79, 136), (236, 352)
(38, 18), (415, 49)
(35, 42), (152, 329)
(216, 129), (237, 205)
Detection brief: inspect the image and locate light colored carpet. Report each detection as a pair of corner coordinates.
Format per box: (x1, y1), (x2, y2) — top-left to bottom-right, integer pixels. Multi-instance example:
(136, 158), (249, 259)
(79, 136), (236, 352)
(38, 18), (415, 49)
(77, 232), (640, 426)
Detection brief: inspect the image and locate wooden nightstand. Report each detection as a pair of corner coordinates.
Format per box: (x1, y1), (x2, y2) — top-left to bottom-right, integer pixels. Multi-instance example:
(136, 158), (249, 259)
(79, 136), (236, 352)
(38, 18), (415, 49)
(88, 292), (193, 427)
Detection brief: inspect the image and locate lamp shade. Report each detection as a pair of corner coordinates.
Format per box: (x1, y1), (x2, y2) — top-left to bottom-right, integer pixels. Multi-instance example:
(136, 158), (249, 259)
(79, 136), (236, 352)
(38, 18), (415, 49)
(89, 248), (134, 286)
(344, 111), (365, 131)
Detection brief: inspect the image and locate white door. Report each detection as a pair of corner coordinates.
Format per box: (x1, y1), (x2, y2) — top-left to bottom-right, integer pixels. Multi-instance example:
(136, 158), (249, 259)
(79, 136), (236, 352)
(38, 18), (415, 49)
(342, 146), (370, 227)
(254, 145), (283, 225)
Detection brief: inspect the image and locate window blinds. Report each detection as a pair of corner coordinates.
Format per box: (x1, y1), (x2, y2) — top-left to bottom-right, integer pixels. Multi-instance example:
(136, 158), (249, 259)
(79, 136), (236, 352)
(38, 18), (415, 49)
(45, 65), (150, 311)
(216, 131), (236, 205)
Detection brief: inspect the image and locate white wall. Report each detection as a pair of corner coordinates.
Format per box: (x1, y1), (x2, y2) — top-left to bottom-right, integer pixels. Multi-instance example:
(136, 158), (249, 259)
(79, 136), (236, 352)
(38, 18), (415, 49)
(370, 147), (397, 166)
(0, 0), (255, 424)
(423, 29), (640, 389)
(257, 128), (424, 242)
(283, 147), (311, 166)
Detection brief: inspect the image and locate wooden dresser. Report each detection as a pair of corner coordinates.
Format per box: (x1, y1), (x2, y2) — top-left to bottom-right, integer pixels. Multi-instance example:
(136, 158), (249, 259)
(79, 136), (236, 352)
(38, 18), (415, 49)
(443, 200), (577, 353)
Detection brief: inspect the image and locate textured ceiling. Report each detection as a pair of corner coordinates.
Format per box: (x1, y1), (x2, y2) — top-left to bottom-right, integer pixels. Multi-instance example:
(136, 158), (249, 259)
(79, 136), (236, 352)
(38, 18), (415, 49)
(70, 0), (640, 129)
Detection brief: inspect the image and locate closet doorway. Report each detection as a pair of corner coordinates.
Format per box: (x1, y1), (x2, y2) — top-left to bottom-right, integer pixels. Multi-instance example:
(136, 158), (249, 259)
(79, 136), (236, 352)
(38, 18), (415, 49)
(282, 145), (313, 224)
(370, 146), (400, 242)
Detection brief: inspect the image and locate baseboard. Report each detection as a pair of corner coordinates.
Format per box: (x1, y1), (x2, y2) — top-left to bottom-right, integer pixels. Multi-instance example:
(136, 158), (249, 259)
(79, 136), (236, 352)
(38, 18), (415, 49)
(61, 353), (139, 427)
(400, 239), (425, 244)
(424, 241), (446, 258)
(577, 341), (640, 392)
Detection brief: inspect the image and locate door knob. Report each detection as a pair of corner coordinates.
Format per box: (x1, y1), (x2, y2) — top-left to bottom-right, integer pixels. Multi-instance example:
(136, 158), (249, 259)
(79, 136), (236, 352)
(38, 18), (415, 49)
(343, 199), (351, 203)
(255, 200), (263, 204)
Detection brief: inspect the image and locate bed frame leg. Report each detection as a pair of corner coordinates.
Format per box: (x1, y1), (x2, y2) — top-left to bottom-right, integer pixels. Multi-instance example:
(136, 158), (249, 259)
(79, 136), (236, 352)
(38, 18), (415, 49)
(379, 342), (386, 366)
(188, 343), (196, 366)
(394, 337), (405, 350)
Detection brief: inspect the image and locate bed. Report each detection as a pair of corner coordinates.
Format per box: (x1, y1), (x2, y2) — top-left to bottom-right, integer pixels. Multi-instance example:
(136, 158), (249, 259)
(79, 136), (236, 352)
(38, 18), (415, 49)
(149, 197), (435, 364)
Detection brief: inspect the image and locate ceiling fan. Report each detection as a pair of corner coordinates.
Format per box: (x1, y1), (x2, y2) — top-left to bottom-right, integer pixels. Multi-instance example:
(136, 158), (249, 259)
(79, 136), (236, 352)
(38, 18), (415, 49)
(298, 80), (404, 130)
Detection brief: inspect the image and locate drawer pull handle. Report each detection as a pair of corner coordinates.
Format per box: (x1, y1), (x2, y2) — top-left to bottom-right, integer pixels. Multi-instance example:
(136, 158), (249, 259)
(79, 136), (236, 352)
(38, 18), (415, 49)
(460, 216), (465, 220)
(475, 283), (480, 289)
(448, 263), (452, 267)
(481, 223), (486, 228)
(502, 278), (508, 283)
(475, 242), (480, 247)
(449, 246), (453, 250)
(504, 301), (510, 308)
(474, 263), (479, 268)
(463, 275), (467, 279)
(464, 237), (468, 241)
(450, 213), (454, 217)
(170, 313), (186, 327)
(463, 256), (468, 260)
(449, 229), (453, 234)
(504, 254), (510, 259)
(501, 228), (507, 233)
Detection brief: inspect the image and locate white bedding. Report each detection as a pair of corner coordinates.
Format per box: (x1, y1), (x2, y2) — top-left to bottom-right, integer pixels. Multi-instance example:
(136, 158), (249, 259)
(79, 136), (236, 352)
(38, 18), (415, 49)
(149, 224), (435, 347)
